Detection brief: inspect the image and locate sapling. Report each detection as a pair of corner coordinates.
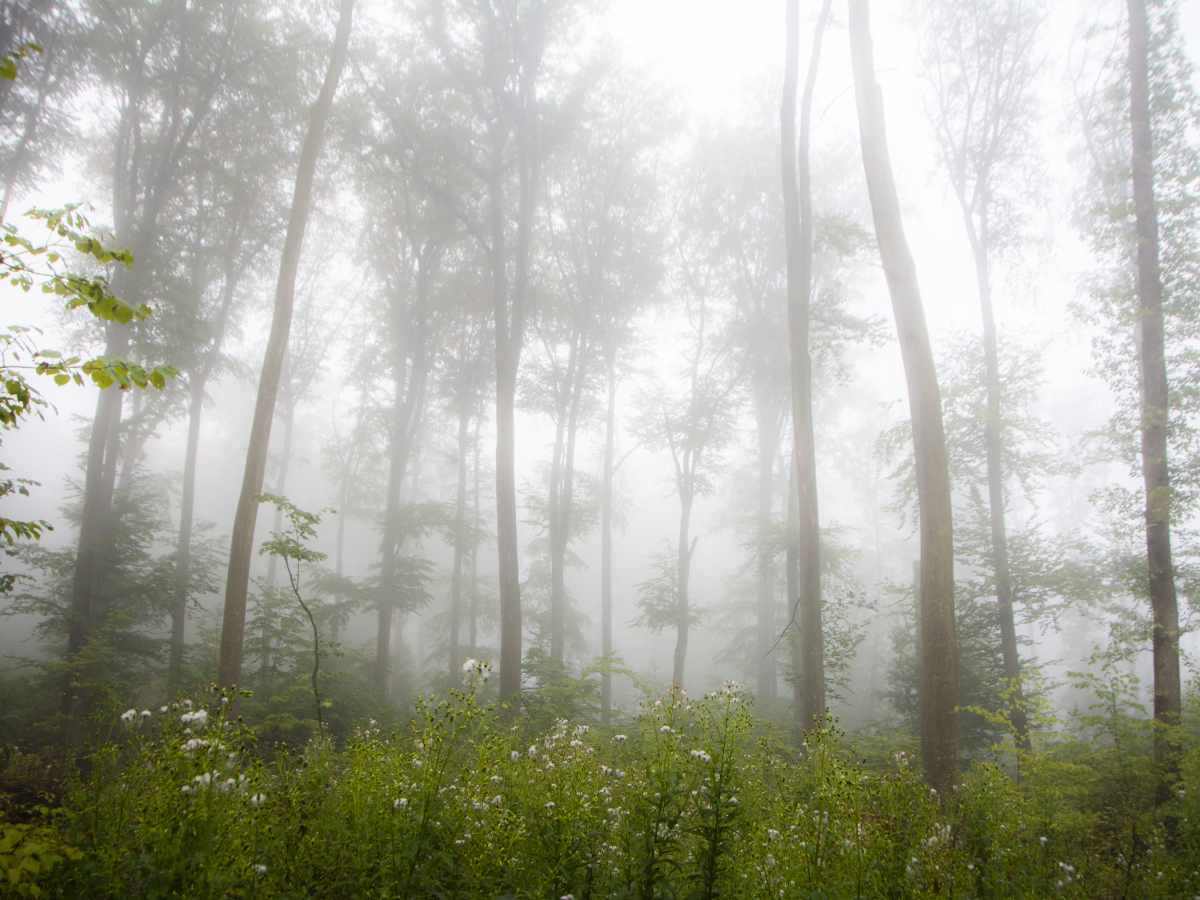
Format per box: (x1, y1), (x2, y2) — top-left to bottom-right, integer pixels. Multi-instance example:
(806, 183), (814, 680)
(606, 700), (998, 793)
(255, 494), (332, 734)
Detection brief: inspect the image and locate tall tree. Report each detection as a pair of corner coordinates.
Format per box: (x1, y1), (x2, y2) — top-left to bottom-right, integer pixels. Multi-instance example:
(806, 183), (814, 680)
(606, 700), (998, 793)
(1127, 0), (1181, 795)
(782, 0), (832, 729)
(916, 0), (1043, 752)
(848, 0), (960, 789)
(217, 0), (356, 690)
(423, 0), (597, 704)
(65, 0), (268, 714)
(634, 261), (740, 686)
(168, 89), (295, 684)
(538, 64), (669, 666)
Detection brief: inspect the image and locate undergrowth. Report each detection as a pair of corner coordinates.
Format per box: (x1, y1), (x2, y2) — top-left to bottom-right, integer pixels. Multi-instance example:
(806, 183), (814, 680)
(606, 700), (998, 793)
(0, 660), (1197, 898)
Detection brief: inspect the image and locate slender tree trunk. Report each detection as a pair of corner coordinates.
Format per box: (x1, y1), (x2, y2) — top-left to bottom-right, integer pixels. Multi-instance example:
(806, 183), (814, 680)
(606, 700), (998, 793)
(553, 341), (587, 661)
(782, 0), (830, 730)
(494, 11), (544, 703)
(217, 0), (355, 689)
(849, 0), (960, 790)
(1128, 0), (1181, 800)
(601, 350), (617, 719)
(374, 251), (433, 691)
(673, 492), (694, 686)
(170, 251), (239, 687)
(786, 451), (802, 722)
(450, 395), (470, 678)
(265, 372), (297, 592)
(754, 393), (780, 700)
(470, 416), (481, 654)
(61, 320), (129, 716)
(547, 338), (574, 662)
(170, 384), (204, 688)
(968, 226), (1030, 751)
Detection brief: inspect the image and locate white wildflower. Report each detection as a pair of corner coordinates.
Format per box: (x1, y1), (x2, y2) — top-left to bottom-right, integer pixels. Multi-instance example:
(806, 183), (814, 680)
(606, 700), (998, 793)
(120, 709), (136, 723)
(249, 793), (266, 806)
(394, 797), (407, 809)
(180, 709), (208, 727)
(463, 658), (478, 673)
(253, 864), (267, 876)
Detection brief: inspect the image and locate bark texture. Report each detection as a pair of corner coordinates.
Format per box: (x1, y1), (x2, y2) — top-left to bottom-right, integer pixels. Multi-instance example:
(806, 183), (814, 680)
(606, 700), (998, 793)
(217, 0), (355, 689)
(848, 0), (960, 790)
(781, 0), (831, 731)
(1127, 0), (1181, 797)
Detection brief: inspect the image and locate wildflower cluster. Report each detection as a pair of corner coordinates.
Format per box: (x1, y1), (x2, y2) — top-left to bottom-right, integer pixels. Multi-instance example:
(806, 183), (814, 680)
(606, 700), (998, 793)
(9, 675), (1199, 899)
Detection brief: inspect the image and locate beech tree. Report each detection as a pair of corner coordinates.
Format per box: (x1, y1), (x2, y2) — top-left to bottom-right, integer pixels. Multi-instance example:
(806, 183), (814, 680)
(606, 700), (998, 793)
(634, 229), (741, 686)
(66, 0), (281, 714)
(916, 0), (1044, 751)
(1127, 0), (1180, 795)
(848, 0), (961, 790)
(1072, 0), (1199, 800)
(782, 0), (832, 728)
(422, 0), (598, 704)
(217, 0), (356, 691)
(538, 63), (670, 668)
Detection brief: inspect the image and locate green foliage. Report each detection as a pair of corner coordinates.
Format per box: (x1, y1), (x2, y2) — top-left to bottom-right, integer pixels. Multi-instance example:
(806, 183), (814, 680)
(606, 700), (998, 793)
(633, 545), (706, 633)
(0, 206), (177, 591)
(0, 673), (1195, 898)
(0, 819), (81, 898)
(255, 494), (332, 734)
(0, 41), (43, 82)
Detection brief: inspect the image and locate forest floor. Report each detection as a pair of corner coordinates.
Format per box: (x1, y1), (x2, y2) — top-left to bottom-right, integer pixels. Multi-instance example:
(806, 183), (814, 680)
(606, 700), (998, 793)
(1, 671), (1197, 899)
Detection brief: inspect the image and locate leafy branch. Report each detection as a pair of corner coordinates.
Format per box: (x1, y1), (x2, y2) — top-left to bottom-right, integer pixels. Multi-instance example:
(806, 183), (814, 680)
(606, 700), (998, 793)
(255, 494), (334, 734)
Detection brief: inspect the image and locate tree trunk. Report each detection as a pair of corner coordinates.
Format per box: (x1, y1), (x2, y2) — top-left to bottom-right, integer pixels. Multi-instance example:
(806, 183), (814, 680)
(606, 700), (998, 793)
(1128, 0), (1181, 800)
(61, 320), (129, 717)
(217, 0), (355, 690)
(848, 0), (960, 791)
(673, 492), (694, 686)
(782, 0), (830, 730)
(374, 252), (433, 692)
(754, 392), (781, 701)
(470, 416), (481, 654)
(970, 229), (1030, 751)
(265, 366), (297, 592)
(450, 394), (470, 678)
(170, 248), (240, 686)
(601, 350), (617, 718)
(786, 454), (802, 722)
(553, 339), (588, 661)
(494, 13), (544, 704)
(547, 336), (575, 661)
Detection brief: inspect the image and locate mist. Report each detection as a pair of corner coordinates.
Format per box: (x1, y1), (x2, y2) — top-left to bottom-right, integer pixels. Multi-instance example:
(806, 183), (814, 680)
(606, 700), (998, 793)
(2, 0), (1200, 894)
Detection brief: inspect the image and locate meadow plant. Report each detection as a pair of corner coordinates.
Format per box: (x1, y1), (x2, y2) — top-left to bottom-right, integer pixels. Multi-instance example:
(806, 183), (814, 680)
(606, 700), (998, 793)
(5, 669), (1200, 898)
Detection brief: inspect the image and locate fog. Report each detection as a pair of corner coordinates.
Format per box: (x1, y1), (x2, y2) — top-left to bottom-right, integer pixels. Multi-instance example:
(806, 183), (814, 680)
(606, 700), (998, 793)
(3, 0), (1199, 764)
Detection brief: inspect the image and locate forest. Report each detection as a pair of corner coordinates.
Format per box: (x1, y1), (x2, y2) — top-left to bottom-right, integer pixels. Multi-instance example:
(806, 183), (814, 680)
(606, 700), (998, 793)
(1, 0), (1200, 896)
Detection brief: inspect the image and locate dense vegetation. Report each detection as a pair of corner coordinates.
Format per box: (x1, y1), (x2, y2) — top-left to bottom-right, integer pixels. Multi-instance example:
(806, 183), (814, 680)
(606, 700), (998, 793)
(3, 670), (1199, 898)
